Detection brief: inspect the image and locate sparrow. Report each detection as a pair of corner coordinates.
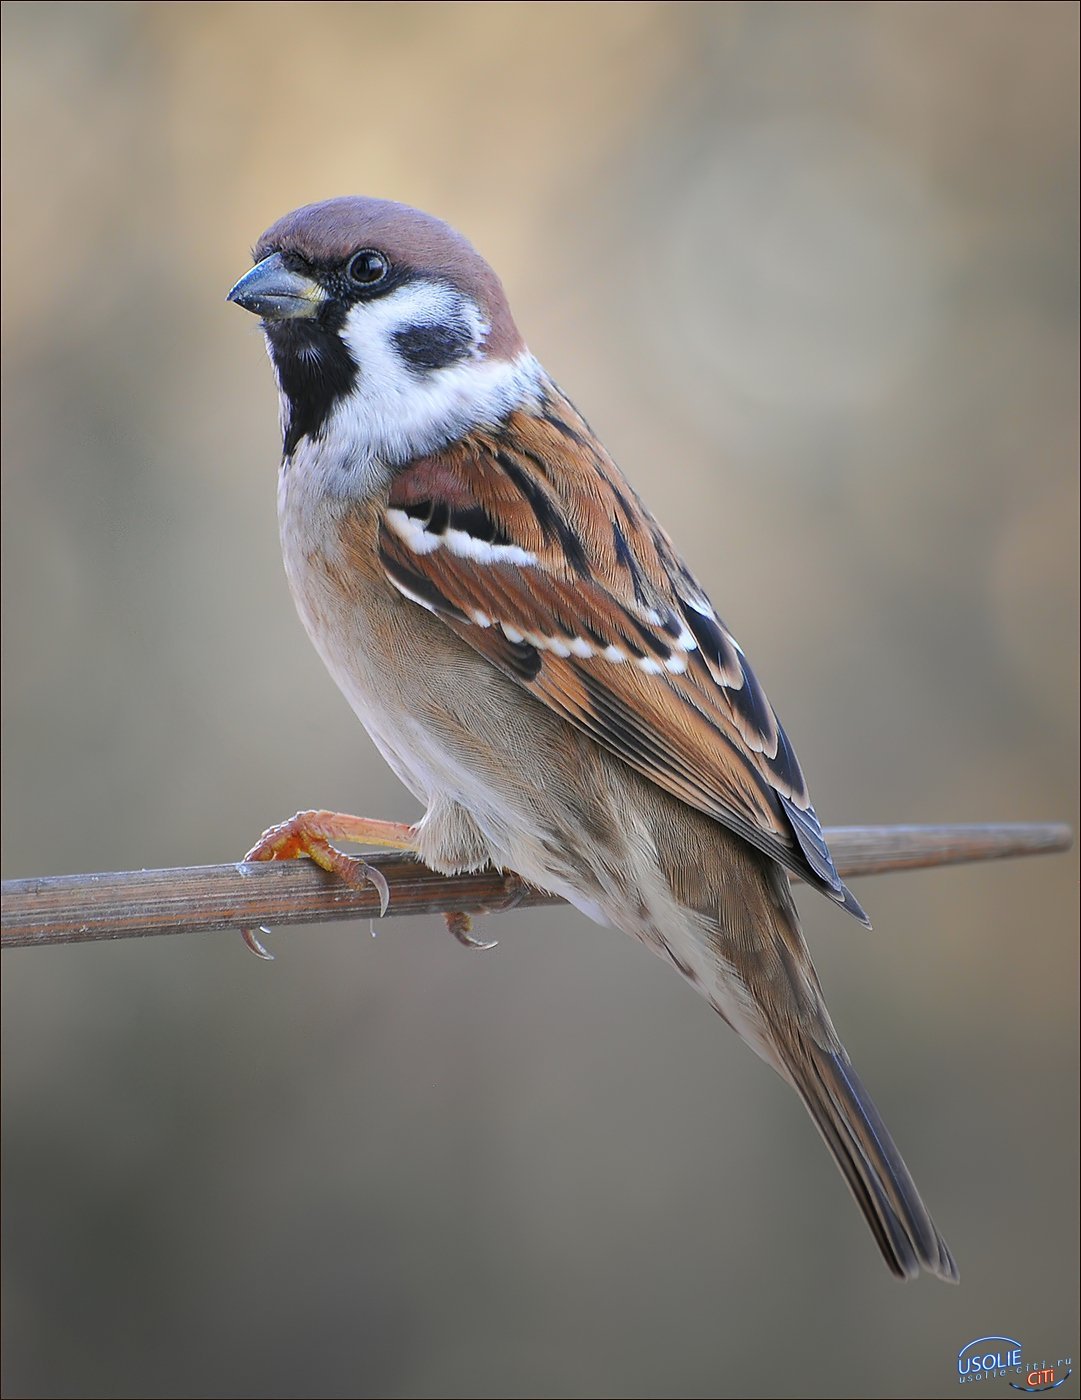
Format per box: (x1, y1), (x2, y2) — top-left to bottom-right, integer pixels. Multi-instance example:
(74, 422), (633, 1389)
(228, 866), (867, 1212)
(227, 196), (958, 1283)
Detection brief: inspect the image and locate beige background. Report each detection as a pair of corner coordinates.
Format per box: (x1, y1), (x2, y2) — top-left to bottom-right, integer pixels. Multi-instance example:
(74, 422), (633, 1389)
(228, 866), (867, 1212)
(2, 3), (1078, 1397)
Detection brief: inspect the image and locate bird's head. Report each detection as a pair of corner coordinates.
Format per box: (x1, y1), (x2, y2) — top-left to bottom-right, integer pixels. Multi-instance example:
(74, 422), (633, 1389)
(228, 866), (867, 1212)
(227, 196), (535, 466)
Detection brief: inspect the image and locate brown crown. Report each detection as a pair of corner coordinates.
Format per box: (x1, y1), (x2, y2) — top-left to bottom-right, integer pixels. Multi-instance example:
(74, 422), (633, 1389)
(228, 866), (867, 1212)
(256, 197), (524, 360)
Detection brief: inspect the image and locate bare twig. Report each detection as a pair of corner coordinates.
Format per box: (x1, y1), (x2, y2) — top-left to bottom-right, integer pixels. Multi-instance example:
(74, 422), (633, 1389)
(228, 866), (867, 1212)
(0, 822), (1071, 951)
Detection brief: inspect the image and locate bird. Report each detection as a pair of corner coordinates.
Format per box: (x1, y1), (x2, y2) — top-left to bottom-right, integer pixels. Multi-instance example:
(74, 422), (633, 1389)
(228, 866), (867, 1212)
(226, 195), (958, 1283)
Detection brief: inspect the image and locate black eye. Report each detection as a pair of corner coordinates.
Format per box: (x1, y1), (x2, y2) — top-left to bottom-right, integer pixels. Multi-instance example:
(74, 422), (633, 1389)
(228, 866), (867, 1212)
(347, 249), (389, 286)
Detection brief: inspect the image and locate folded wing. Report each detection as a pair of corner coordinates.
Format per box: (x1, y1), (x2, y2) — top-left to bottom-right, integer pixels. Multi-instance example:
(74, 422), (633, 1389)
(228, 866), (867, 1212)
(374, 386), (868, 924)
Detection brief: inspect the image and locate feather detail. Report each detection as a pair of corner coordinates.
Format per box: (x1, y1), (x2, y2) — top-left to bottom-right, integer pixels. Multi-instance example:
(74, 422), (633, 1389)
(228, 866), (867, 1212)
(378, 380), (867, 922)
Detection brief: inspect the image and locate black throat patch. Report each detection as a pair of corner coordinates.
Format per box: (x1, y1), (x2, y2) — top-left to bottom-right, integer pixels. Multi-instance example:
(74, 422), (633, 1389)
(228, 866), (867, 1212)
(265, 317), (359, 459)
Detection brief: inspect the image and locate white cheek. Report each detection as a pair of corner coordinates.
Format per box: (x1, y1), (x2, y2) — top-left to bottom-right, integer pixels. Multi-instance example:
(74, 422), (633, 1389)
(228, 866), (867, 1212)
(340, 281), (477, 398)
(311, 283), (541, 474)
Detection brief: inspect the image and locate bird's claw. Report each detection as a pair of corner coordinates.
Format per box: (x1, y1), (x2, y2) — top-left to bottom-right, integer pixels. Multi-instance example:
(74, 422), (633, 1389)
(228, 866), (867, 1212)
(241, 925), (276, 960)
(444, 909), (498, 950)
(239, 816), (397, 959)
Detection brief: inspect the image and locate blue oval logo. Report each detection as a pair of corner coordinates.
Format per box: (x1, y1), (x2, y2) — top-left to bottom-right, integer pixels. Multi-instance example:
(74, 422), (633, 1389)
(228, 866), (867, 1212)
(959, 1337), (1024, 1377)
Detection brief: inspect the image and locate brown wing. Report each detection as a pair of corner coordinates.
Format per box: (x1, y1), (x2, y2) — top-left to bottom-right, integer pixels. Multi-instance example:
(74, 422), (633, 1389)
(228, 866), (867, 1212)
(377, 381), (868, 923)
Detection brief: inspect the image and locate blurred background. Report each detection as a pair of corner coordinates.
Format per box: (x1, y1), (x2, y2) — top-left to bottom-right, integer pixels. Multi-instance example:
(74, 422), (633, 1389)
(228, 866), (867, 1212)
(2, 3), (1077, 1397)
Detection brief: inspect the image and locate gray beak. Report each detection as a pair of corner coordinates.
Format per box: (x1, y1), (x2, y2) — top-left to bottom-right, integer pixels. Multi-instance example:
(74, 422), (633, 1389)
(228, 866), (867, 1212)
(226, 252), (327, 321)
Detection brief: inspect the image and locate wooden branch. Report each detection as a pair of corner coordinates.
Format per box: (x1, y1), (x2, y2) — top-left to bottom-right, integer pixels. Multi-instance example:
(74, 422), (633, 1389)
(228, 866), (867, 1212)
(1, 823), (1071, 951)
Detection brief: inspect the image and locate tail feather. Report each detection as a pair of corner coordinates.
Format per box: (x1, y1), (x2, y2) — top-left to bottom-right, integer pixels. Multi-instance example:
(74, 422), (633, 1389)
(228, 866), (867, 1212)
(786, 1042), (959, 1282)
(633, 793), (957, 1281)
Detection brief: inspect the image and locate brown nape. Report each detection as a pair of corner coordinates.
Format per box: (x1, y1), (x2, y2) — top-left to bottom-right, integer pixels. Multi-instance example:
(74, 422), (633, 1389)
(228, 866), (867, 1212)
(255, 196), (524, 361)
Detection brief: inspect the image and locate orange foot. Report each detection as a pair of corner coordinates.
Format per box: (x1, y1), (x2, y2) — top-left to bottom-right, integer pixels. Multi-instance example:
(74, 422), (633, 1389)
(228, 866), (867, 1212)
(240, 809), (498, 957)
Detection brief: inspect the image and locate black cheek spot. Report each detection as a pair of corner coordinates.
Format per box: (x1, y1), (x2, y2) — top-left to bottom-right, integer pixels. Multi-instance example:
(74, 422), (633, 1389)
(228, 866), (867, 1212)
(393, 322), (473, 372)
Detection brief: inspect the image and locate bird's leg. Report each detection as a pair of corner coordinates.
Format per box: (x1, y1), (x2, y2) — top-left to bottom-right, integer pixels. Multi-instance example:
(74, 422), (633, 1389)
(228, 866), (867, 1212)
(239, 809), (498, 956)
(244, 809), (417, 867)
(241, 810), (415, 958)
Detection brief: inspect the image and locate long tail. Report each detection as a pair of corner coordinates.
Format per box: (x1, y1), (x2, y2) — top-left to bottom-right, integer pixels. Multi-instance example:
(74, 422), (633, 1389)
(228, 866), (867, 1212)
(657, 818), (959, 1281)
(607, 776), (958, 1280)
(781, 1037), (959, 1282)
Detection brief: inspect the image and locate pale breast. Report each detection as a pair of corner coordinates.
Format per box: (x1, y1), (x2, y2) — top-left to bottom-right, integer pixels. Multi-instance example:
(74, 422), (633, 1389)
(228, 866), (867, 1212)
(277, 448), (514, 813)
(275, 444), (646, 911)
